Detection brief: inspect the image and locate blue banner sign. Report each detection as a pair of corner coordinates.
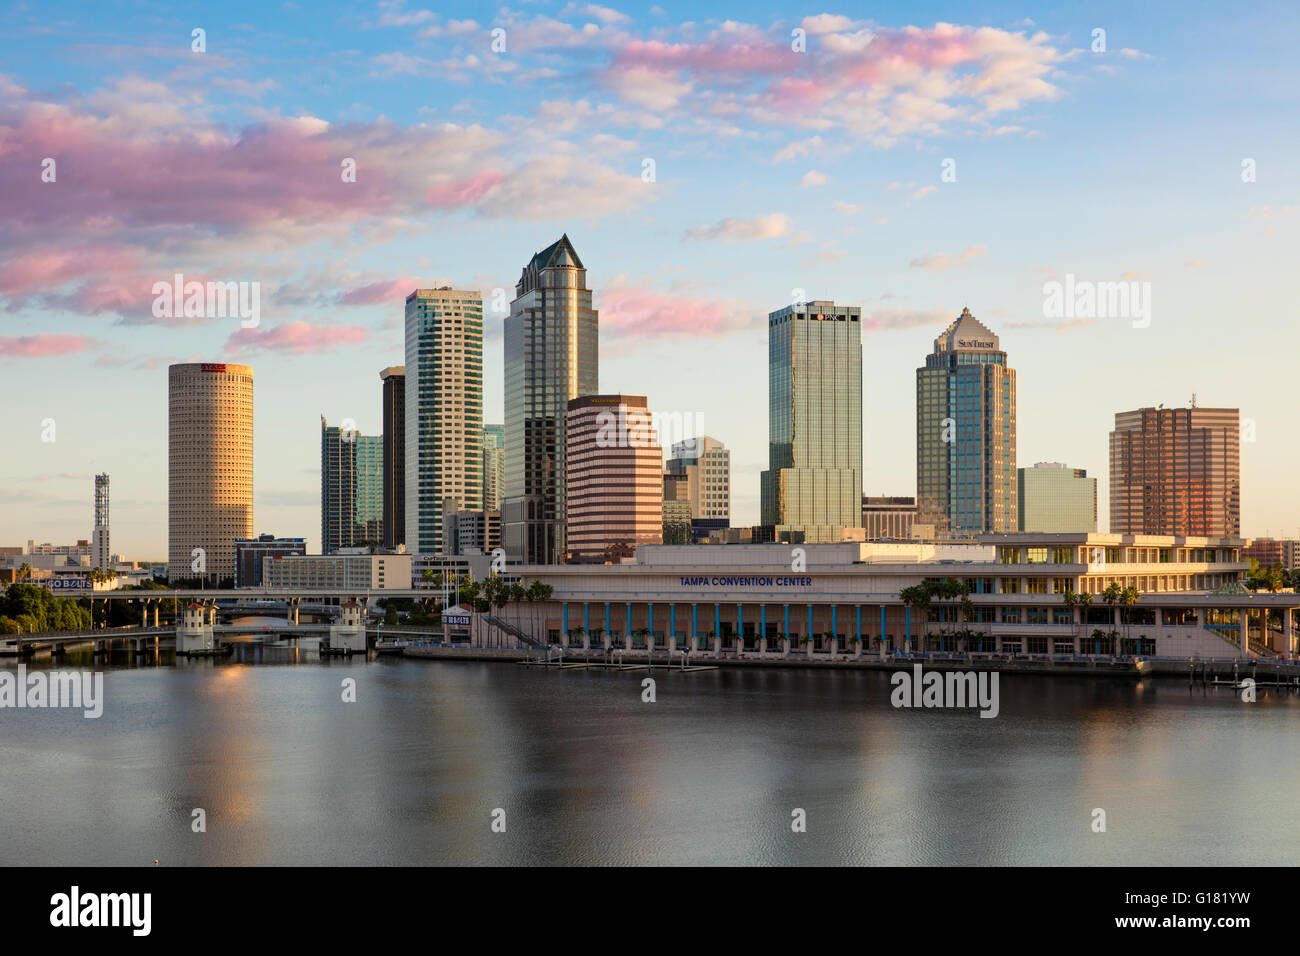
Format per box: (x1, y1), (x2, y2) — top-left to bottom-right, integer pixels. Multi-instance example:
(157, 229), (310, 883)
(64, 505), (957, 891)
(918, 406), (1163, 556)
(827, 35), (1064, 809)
(443, 613), (471, 627)
(679, 576), (813, 587)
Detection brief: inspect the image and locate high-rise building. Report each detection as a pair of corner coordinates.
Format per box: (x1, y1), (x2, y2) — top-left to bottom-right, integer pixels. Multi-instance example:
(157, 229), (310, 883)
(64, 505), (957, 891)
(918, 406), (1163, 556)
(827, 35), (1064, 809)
(565, 395), (662, 563)
(862, 495), (917, 541)
(1110, 405), (1240, 536)
(916, 308), (1017, 538)
(662, 473), (692, 545)
(1017, 462), (1097, 532)
(667, 435), (731, 542)
(760, 300), (863, 542)
(482, 424), (504, 513)
(355, 434), (384, 545)
(380, 366), (406, 550)
(503, 235), (599, 564)
(92, 473), (110, 570)
(405, 288), (484, 555)
(168, 362), (254, 581)
(321, 417), (357, 555)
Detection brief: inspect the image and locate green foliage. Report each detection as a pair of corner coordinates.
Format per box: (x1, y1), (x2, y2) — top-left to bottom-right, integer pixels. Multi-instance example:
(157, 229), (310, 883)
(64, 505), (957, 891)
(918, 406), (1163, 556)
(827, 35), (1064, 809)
(0, 583), (92, 632)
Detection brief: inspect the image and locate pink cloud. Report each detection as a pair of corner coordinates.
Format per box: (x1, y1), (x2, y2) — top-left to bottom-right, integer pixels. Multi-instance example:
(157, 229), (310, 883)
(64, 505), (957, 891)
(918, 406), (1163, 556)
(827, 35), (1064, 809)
(339, 278), (419, 306)
(600, 286), (755, 338)
(0, 333), (94, 358)
(426, 170), (507, 207)
(224, 321), (370, 355)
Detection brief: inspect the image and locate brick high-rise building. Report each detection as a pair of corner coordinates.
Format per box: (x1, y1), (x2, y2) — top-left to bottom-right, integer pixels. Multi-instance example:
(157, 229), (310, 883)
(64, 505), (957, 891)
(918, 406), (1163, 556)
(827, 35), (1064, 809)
(1110, 404), (1240, 536)
(565, 395), (662, 563)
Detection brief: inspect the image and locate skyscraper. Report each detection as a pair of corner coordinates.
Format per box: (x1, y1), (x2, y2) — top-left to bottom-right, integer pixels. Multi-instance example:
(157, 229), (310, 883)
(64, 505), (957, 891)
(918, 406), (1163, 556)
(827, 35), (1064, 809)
(405, 287), (484, 555)
(168, 362), (254, 581)
(380, 366), (405, 550)
(503, 235), (599, 564)
(321, 417), (356, 555)
(667, 435), (731, 541)
(355, 434), (384, 545)
(760, 300), (863, 542)
(92, 473), (110, 571)
(482, 423), (504, 513)
(1110, 404), (1240, 536)
(565, 395), (662, 563)
(1018, 462), (1097, 532)
(916, 308), (1017, 538)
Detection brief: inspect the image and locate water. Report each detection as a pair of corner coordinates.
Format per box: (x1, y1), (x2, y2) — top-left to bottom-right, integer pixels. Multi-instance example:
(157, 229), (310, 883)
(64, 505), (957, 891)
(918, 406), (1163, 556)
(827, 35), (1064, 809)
(2, 637), (1298, 866)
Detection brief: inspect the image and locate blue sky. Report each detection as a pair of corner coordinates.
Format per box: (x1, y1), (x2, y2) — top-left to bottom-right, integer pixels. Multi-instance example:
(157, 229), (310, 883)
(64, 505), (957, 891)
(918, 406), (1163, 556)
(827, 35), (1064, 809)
(1, 0), (1298, 557)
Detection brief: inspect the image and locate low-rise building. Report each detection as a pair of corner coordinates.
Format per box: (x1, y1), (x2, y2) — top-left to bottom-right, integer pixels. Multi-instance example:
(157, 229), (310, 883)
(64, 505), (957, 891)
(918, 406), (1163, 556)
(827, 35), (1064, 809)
(262, 549), (411, 590)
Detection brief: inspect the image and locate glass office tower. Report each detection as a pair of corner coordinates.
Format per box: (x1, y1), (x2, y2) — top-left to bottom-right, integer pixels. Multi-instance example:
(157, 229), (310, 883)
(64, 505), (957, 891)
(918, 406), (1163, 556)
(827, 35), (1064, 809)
(916, 308), (1017, 538)
(502, 235), (599, 564)
(759, 300), (863, 541)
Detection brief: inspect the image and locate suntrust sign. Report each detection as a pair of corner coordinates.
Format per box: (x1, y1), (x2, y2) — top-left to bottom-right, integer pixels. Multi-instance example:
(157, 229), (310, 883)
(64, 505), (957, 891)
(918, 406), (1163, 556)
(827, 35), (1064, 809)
(679, 576), (813, 587)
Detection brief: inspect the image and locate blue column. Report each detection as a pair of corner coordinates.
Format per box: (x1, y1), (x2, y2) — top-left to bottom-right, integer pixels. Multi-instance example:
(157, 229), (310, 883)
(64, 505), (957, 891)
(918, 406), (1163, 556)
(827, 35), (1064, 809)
(626, 603), (632, 637)
(562, 603), (568, 637)
(905, 605), (911, 651)
(584, 603), (590, 633)
(648, 604), (654, 636)
(880, 605), (886, 648)
(670, 604), (676, 641)
(737, 603), (743, 637)
(807, 604), (813, 640)
(605, 602), (611, 637)
(831, 605), (837, 638)
(760, 604), (766, 640)
(784, 604), (790, 637)
(855, 605), (862, 643)
(714, 603), (720, 639)
(691, 603), (697, 639)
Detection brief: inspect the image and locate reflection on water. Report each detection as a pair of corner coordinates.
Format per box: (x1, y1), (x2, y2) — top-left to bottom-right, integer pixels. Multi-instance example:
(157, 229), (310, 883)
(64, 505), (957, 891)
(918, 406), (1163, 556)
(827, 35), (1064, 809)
(2, 638), (1298, 866)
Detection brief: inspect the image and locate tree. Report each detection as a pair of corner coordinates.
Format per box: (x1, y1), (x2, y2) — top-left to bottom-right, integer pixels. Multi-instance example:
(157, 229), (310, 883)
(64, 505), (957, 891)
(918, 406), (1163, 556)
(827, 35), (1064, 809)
(1101, 582), (1122, 655)
(17, 562), (31, 583)
(1119, 586), (1140, 653)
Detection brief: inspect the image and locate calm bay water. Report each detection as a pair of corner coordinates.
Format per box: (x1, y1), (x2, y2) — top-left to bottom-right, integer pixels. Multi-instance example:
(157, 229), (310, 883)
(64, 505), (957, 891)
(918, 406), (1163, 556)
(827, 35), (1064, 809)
(2, 637), (1298, 866)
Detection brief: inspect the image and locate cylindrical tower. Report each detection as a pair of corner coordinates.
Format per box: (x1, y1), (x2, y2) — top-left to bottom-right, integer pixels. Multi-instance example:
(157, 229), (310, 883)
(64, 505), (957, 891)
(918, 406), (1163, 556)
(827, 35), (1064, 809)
(168, 363), (254, 582)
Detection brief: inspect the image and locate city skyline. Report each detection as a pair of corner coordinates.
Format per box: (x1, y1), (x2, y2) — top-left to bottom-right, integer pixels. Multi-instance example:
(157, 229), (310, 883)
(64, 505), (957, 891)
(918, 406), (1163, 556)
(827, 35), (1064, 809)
(3, 2), (1299, 556)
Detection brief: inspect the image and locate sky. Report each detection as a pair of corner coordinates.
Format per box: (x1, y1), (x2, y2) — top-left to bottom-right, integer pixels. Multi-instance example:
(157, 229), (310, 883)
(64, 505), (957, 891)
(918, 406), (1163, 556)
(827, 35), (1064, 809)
(1, 0), (1298, 559)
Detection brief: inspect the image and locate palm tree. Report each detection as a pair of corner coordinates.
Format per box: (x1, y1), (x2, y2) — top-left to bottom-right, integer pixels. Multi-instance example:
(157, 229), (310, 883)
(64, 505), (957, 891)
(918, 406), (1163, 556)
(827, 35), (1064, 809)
(508, 582), (526, 635)
(1119, 586), (1140, 655)
(1101, 582), (1122, 655)
(17, 562), (31, 583)
(899, 583), (932, 654)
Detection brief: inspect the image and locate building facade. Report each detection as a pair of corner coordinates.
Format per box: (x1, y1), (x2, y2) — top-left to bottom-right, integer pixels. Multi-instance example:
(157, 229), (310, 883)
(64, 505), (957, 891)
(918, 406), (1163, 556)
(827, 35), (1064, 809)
(760, 301), (863, 542)
(92, 473), (110, 571)
(503, 235), (599, 565)
(168, 362), (254, 581)
(1110, 405), (1241, 536)
(1018, 462), (1097, 533)
(380, 366), (406, 550)
(565, 394), (663, 563)
(405, 288), (484, 555)
(1242, 538), (1300, 570)
(862, 496), (917, 541)
(916, 308), (1017, 539)
(262, 549), (411, 590)
(234, 534), (306, 587)
(501, 534), (1297, 660)
(482, 423), (505, 513)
